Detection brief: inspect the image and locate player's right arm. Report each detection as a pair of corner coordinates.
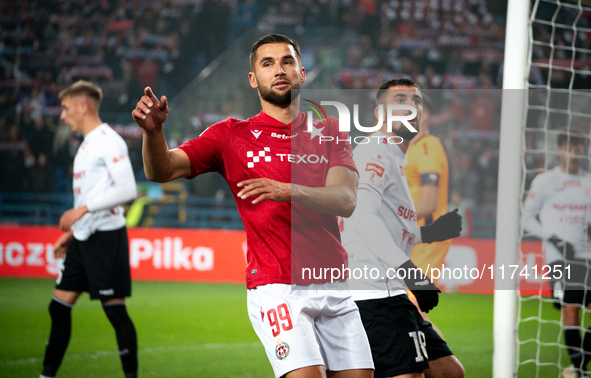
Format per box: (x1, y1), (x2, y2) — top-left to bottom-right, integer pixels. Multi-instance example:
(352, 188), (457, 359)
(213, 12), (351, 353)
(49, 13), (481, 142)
(132, 86), (191, 182)
(53, 230), (74, 259)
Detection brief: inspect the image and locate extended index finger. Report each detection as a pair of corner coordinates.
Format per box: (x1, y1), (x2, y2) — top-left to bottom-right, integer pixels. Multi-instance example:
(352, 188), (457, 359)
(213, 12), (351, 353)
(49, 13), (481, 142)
(144, 86), (158, 105)
(159, 95), (168, 112)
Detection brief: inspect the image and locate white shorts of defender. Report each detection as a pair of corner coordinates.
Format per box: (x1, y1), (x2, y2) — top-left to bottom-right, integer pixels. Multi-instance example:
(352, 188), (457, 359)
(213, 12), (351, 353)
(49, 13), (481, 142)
(247, 282), (374, 378)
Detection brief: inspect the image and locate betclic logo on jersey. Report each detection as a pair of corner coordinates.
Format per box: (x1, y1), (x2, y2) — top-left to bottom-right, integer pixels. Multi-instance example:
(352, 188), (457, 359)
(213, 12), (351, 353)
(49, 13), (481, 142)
(303, 99), (418, 144)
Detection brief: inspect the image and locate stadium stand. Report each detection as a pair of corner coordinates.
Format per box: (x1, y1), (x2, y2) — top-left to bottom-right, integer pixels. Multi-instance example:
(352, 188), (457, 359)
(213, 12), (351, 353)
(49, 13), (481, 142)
(2, 0), (587, 235)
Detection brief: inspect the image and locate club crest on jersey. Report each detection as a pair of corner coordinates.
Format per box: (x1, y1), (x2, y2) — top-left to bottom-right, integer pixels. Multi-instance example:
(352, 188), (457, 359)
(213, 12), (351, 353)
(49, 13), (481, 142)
(247, 147), (271, 168)
(365, 163), (384, 177)
(251, 129), (262, 139)
(275, 340), (290, 360)
(366, 163), (384, 185)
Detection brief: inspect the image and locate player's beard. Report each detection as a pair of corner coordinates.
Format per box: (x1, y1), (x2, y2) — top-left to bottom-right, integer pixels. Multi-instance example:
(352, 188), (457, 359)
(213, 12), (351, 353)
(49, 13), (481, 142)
(392, 123), (418, 141)
(258, 81), (301, 106)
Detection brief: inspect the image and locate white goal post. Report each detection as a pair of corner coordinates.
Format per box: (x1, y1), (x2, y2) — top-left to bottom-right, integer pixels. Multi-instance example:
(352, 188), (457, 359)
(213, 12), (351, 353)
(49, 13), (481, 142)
(493, 0), (530, 377)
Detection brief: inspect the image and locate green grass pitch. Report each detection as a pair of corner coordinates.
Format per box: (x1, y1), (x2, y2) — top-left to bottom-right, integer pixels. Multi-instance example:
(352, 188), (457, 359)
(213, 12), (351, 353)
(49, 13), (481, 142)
(0, 278), (568, 377)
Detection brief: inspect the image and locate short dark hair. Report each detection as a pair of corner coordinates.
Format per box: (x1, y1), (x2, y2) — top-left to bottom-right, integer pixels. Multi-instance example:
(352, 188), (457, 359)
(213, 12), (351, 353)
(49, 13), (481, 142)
(249, 34), (302, 71)
(557, 127), (587, 147)
(376, 78), (421, 103)
(59, 80), (103, 107)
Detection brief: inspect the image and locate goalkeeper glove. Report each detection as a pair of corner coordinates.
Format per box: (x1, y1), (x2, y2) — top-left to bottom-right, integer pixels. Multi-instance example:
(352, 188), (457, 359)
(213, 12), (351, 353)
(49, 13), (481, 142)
(420, 209), (462, 244)
(400, 260), (441, 313)
(547, 237), (575, 261)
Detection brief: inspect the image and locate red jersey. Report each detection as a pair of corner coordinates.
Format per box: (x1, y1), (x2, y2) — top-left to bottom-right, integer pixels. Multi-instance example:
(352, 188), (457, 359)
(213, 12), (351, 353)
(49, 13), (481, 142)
(178, 111), (357, 289)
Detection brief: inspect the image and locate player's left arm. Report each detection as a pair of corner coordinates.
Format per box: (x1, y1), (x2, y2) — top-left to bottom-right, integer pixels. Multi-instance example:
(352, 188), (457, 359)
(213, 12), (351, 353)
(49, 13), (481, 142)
(59, 151), (137, 232)
(410, 139), (446, 220)
(293, 165), (358, 217)
(414, 174), (439, 220)
(236, 166), (358, 217)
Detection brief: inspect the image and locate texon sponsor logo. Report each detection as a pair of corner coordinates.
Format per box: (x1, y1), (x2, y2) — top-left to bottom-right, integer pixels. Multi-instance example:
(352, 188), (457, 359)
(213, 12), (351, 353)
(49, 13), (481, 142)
(276, 153), (328, 164)
(246, 148), (328, 166)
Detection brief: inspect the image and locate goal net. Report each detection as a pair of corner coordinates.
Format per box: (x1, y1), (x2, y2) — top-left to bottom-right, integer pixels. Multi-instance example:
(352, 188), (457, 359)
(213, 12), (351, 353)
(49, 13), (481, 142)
(516, 0), (591, 376)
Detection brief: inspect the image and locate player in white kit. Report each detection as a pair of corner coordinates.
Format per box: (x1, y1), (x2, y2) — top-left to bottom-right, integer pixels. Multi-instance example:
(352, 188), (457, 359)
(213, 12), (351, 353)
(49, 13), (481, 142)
(523, 129), (591, 378)
(341, 78), (465, 378)
(40, 81), (138, 378)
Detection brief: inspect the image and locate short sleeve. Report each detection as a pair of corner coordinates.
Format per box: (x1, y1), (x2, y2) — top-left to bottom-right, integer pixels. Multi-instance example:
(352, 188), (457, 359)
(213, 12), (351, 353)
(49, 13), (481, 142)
(177, 120), (230, 178)
(326, 117), (358, 174)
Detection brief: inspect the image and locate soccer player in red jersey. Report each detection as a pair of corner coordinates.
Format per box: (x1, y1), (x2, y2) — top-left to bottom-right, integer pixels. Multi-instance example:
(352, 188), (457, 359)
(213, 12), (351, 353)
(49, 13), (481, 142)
(132, 34), (373, 378)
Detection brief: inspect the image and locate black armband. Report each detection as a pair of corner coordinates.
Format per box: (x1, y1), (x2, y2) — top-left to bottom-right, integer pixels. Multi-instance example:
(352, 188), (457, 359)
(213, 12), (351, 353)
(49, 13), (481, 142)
(420, 172), (440, 187)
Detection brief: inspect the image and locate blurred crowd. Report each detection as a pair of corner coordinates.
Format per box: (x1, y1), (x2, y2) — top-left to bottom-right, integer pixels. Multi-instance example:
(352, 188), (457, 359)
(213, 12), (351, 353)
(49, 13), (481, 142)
(0, 0), (233, 193)
(332, 0), (504, 90)
(1, 0), (589, 215)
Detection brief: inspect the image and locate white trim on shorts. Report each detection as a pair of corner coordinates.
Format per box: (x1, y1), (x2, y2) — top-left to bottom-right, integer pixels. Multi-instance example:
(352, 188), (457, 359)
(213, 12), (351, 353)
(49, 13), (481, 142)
(247, 282), (374, 378)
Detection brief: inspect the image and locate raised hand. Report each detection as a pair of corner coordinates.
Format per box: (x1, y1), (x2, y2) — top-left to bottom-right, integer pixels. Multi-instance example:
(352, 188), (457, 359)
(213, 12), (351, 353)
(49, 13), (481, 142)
(420, 208), (462, 243)
(132, 86), (169, 134)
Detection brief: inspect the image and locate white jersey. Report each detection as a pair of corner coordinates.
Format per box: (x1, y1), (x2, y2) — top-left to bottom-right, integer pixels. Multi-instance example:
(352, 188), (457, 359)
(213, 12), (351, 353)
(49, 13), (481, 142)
(72, 123), (136, 241)
(523, 166), (591, 262)
(341, 132), (422, 301)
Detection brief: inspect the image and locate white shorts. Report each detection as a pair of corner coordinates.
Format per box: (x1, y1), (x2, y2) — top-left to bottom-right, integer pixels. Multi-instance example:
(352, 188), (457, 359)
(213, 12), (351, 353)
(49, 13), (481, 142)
(247, 282), (374, 378)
